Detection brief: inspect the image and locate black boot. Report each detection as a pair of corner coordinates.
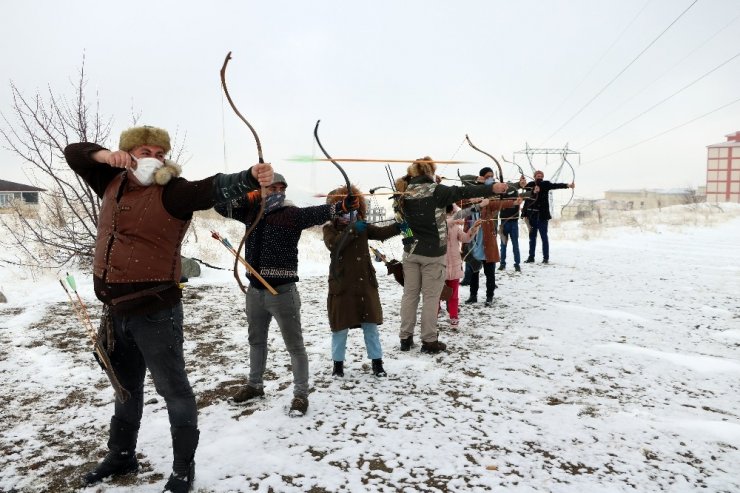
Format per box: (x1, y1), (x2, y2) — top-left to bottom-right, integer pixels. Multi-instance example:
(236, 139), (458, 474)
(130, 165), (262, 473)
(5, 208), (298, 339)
(163, 426), (199, 493)
(82, 417), (139, 486)
(332, 360), (344, 377)
(464, 295), (477, 304)
(400, 336), (413, 351)
(371, 358), (387, 377)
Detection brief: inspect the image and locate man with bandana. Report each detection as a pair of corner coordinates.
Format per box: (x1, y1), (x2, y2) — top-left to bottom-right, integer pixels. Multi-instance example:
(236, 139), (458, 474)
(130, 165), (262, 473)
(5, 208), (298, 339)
(65, 125), (273, 493)
(214, 173), (359, 416)
(522, 170), (575, 264)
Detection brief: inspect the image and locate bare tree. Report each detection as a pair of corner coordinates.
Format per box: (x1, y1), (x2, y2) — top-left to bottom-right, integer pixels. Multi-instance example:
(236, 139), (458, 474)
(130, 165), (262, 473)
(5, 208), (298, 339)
(0, 56), (110, 268)
(678, 187), (705, 208)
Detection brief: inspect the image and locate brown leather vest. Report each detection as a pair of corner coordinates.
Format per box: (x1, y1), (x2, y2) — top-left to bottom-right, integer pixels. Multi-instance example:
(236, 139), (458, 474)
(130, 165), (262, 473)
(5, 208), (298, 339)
(93, 173), (190, 283)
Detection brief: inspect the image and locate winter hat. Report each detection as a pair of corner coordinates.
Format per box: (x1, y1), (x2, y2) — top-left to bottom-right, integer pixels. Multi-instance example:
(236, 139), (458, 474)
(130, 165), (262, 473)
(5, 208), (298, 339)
(270, 172), (288, 188)
(408, 156), (436, 178)
(119, 125), (171, 154)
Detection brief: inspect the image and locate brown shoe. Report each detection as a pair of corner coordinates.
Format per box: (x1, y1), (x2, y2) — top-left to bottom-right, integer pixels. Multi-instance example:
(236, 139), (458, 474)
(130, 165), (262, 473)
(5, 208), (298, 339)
(420, 340), (447, 354)
(231, 385), (264, 404)
(289, 396), (309, 417)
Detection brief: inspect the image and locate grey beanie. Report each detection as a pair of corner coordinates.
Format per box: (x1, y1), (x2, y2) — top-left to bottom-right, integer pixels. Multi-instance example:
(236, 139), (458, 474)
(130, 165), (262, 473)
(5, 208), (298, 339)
(271, 172), (287, 188)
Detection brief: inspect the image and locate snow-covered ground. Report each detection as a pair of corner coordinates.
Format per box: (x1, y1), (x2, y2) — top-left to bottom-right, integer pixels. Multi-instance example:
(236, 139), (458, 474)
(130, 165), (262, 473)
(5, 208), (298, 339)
(1, 204), (739, 492)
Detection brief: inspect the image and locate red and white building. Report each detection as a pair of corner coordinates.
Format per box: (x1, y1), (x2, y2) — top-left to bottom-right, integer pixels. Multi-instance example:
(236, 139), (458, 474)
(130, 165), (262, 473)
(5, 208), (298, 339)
(706, 131), (740, 203)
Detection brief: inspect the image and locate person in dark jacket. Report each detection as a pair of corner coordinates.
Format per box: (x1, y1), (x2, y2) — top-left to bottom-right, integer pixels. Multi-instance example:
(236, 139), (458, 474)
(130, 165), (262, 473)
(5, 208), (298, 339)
(463, 167), (521, 307)
(522, 170), (574, 264)
(323, 185), (400, 378)
(498, 175), (529, 272)
(65, 125), (273, 492)
(214, 173), (358, 416)
(393, 157), (511, 354)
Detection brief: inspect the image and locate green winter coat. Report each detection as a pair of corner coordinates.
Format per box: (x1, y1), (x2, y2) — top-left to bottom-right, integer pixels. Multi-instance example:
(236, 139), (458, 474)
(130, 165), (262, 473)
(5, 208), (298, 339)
(323, 221), (399, 331)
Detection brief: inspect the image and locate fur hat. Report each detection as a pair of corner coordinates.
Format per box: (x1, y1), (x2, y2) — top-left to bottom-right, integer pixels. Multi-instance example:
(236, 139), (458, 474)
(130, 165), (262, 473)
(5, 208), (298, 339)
(326, 184), (366, 219)
(153, 159), (182, 185)
(408, 156), (436, 178)
(119, 125), (171, 154)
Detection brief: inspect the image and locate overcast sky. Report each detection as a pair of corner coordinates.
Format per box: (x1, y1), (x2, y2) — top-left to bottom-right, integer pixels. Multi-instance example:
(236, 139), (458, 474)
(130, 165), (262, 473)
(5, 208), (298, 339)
(1, 0), (739, 203)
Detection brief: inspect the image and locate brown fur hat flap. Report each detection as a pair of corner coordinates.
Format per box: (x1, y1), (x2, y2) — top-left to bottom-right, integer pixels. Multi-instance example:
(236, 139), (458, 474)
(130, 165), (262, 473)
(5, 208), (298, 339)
(153, 159), (182, 186)
(119, 125), (171, 154)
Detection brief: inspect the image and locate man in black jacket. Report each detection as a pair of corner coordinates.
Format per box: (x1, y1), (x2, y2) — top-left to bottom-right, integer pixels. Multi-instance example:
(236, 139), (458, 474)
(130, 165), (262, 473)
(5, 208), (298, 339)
(522, 170), (574, 264)
(214, 173), (358, 416)
(66, 125), (273, 493)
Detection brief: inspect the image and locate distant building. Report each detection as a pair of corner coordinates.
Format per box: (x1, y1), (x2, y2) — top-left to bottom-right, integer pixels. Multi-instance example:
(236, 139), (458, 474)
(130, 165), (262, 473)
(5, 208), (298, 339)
(706, 130), (740, 203)
(603, 188), (702, 210)
(364, 199), (389, 224)
(561, 198), (607, 220)
(0, 179), (45, 210)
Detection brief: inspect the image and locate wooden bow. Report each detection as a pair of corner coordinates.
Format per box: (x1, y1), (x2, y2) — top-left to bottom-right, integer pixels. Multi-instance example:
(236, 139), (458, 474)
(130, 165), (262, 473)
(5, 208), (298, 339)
(220, 51), (275, 294)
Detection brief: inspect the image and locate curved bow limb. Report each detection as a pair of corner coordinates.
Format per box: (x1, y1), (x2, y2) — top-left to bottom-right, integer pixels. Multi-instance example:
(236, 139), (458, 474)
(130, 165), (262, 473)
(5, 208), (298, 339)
(465, 134), (504, 183)
(559, 147), (576, 217)
(220, 51), (275, 295)
(314, 120), (355, 276)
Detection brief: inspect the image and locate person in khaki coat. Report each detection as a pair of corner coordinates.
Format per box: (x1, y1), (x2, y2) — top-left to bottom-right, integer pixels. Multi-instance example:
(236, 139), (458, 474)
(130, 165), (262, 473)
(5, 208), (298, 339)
(323, 185), (400, 378)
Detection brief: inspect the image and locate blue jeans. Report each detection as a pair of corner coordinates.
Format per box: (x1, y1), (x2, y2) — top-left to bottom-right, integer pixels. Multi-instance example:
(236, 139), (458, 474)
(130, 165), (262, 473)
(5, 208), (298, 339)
(528, 215), (549, 260)
(461, 262), (473, 284)
(245, 283), (309, 397)
(499, 220), (521, 266)
(110, 302), (197, 429)
(331, 323), (382, 361)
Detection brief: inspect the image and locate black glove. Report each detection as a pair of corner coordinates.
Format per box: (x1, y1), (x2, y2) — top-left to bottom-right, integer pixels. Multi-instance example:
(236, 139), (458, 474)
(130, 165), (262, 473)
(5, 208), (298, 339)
(342, 195), (360, 212)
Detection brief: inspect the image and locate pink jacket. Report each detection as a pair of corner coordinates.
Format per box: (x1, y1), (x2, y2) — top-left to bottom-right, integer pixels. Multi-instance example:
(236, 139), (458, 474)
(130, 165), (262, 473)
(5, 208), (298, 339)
(445, 215), (475, 280)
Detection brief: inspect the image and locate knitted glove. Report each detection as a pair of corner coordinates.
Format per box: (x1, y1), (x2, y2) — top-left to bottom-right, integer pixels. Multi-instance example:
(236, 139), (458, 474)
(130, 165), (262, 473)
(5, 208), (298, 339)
(354, 220), (367, 233)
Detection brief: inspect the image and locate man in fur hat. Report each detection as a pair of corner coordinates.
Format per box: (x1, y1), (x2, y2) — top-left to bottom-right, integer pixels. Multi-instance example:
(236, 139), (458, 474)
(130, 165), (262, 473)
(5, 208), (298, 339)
(65, 125), (273, 492)
(214, 172), (359, 416)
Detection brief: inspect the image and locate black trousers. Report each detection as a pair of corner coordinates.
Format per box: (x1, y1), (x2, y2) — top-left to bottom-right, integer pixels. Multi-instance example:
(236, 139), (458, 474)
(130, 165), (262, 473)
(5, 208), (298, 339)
(109, 302), (197, 429)
(469, 261), (496, 299)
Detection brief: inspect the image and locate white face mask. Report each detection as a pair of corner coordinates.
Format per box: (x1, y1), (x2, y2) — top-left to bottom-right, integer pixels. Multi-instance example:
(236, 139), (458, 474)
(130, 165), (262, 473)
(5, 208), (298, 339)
(131, 157), (163, 186)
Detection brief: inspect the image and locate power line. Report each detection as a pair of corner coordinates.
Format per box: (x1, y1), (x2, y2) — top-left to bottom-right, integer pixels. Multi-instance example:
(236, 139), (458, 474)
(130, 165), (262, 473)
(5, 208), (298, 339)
(585, 95), (740, 164)
(542, 0), (699, 145)
(576, 9), (740, 141)
(581, 50), (740, 149)
(534, 0), (653, 136)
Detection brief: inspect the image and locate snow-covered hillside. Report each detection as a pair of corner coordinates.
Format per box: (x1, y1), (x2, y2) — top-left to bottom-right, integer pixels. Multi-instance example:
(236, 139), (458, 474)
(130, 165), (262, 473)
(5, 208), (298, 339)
(1, 204), (739, 492)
